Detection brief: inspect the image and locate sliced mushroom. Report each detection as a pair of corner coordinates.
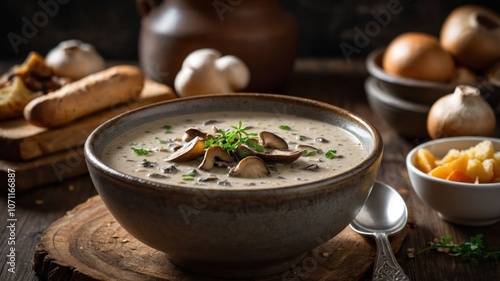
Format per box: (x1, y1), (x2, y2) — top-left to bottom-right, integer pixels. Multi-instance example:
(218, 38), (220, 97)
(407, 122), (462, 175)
(182, 127), (210, 142)
(295, 144), (320, 151)
(234, 144), (255, 160)
(211, 125), (220, 134)
(139, 161), (156, 168)
(256, 149), (302, 164)
(198, 176), (219, 182)
(295, 144), (322, 155)
(228, 156), (270, 178)
(315, 137), (329, 143)
(259, 131), (288, 150)
(203, 119), (219, 126)
(158, 142), (184, 152)
(198, 146), (234, 171)
(164, 137), (205, 162)
(302, 163), (320, 171)
(162, 164), (178, 174)
(147, 173), (169, 179)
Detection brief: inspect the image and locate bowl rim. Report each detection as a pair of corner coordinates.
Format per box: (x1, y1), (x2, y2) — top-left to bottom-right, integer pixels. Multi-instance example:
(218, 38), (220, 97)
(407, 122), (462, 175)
(85, 93), (384, 196)
(406, 136), (500, 188)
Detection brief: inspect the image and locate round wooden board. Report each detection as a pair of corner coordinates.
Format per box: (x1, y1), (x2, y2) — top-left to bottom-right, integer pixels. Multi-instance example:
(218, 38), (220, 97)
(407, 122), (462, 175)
(33, 195), (411, 281)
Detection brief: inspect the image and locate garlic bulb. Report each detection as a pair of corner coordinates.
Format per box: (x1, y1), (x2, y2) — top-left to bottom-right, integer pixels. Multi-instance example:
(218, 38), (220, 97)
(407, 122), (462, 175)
(45, 40), (105, 80)
(427, 85), (496, 139)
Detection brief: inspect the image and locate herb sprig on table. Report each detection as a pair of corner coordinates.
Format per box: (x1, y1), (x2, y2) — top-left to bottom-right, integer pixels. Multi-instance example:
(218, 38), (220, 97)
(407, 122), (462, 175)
(419, 234), (500, 266)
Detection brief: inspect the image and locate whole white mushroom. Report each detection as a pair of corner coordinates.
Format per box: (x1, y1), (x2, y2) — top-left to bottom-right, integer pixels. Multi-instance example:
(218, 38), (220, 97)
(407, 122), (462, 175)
(45, 40), (105, 80)
(174, 48), (250, 97)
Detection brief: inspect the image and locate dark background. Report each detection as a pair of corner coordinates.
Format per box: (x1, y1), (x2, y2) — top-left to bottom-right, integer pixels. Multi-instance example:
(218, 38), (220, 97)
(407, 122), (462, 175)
(1, 0), (499, 62)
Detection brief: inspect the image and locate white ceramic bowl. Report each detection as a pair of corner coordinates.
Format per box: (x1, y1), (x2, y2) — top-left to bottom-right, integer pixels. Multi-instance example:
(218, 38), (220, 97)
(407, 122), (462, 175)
(406, 137), (500, 226)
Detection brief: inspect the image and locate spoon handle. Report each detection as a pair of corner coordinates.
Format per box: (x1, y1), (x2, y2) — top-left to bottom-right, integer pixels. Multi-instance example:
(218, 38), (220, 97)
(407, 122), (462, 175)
(372, 232), (410, 281)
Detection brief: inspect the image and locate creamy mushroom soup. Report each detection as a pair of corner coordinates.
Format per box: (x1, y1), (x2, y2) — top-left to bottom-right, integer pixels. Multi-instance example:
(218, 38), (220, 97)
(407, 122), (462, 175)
(102, 111), (368, 189)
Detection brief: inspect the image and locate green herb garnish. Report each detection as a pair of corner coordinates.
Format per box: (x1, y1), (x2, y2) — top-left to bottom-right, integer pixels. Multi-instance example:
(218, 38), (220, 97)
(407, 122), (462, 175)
(302, 150), (316, 156)
(325, 149), (337, 159)
(205, 121), (264, 153)
(163, 125), (172, 134)
(279, 125), (291, 131)
(182, 170), (197, 181)
(132, 148), (151, 156)
(268, 165), (278, 172)
(419, 234), (500, 267)
(155, 136), (168, 144)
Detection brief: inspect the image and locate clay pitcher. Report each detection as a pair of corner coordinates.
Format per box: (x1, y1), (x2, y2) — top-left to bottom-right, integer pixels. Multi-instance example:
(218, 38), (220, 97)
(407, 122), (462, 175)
(137, 0), (298, 92)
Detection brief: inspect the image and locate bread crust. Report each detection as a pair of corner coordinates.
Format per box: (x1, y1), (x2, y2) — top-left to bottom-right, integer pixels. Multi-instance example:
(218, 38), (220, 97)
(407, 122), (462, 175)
(24, 65), (144, 127)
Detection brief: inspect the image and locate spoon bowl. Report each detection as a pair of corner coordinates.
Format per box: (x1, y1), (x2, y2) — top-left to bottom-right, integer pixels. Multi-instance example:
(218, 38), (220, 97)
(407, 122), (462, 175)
(350, 181), (410, 281)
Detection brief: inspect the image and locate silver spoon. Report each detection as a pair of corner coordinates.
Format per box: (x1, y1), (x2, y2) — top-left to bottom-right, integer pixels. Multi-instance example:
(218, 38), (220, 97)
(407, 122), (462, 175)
(350, 181), (410, 281)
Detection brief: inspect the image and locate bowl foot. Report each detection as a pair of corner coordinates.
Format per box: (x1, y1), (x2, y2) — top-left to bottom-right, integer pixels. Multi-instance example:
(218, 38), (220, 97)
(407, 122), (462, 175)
(166, 252), (307, 279)
(437, 213), (500, 226)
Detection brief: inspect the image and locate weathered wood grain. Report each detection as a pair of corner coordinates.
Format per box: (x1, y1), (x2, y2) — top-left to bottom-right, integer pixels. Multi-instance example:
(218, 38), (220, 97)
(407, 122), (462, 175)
(32, 196), (411, 281)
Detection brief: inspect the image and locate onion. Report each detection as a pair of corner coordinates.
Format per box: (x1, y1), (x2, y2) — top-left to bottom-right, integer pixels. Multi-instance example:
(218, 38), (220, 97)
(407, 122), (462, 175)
(427, 85), (496, 139)
(383, 32), (455, 82)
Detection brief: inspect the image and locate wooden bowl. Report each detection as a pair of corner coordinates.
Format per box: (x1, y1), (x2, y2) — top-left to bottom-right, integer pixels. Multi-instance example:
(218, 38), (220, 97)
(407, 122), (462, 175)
(84, 94), (383, 278)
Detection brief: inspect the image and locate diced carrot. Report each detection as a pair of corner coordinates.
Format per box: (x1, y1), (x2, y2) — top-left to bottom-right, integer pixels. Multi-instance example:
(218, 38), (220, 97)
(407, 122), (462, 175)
(446, 170), (475, 183)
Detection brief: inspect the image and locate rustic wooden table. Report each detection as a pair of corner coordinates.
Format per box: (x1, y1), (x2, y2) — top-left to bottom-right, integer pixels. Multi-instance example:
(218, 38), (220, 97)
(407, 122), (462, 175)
(1, 59), (500, 281)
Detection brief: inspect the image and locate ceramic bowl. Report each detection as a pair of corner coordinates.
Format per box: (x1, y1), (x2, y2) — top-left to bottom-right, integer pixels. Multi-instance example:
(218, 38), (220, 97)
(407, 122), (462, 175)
(406, 137), (500, 226)
(84, 94), (383, 278)
(365, 76), (430, 139)
(366, 48), (500, 110)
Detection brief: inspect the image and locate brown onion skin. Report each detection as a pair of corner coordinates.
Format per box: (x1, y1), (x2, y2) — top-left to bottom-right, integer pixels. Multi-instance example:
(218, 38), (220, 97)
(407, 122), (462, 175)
(440, 5), (500, 72)
(383, 32), (455, 82)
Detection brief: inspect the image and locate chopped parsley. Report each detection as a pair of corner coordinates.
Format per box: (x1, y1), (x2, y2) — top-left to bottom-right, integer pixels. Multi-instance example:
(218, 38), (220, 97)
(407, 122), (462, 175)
(155, 136), (168, 144)
(268, 165), (279, 172)
(182, 170), (197, 181)
(325, 149), (337, 159)
(279, 125), (291, 131)
(132, 148), (151, 156)
(302, 150), (317, 156)
(163, 125), (172, 134)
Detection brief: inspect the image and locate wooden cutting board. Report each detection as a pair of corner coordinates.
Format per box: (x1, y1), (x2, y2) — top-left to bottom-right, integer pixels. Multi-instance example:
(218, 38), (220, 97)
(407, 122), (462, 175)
(0, 80), (176, 190)
(0, 80), (177, 161)
(33, 195), (411, 281)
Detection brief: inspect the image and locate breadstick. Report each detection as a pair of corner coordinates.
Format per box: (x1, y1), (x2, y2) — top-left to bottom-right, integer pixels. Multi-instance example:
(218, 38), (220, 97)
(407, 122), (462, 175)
(24, 65), (144, 127)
